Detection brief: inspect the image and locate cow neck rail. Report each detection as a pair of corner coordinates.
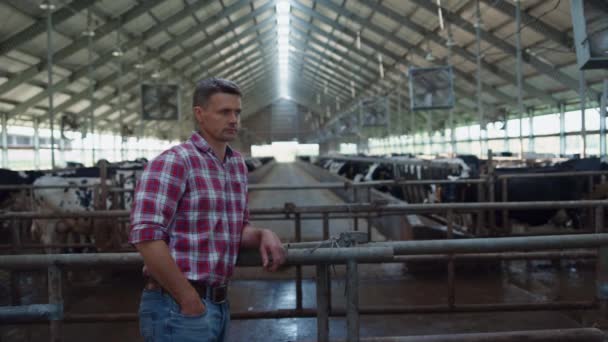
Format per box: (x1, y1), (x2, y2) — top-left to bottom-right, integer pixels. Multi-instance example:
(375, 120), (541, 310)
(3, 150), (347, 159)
(2, 199), (608, 220)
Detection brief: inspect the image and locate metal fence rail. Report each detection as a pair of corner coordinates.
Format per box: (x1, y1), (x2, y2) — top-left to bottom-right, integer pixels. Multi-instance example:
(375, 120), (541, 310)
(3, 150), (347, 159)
(1, 233), (607, 342)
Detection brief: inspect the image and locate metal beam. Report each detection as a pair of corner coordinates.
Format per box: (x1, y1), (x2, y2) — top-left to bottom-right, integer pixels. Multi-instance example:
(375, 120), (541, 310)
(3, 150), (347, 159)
(0, 0), (98, 56)
(292, 0), (511, 117)
(367, 0), (558, 105)
(17, 1), (274, 132)
(408, 0), (601, 100)
(479, 0), (571, 48)
(0, 0), (166, 98)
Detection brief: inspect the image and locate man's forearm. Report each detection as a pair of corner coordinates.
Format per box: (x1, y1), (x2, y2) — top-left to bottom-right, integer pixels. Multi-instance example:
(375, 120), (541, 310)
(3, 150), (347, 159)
(135, 240), (196, 304)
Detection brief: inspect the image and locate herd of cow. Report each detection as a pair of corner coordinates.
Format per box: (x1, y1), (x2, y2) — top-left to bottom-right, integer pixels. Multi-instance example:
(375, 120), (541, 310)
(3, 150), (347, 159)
(0, 157), (273, 254)
(308, 154), (608, 231)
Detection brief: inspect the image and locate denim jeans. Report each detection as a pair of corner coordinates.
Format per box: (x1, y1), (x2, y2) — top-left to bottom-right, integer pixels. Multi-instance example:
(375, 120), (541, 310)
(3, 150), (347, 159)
(138, 288), (230, 342)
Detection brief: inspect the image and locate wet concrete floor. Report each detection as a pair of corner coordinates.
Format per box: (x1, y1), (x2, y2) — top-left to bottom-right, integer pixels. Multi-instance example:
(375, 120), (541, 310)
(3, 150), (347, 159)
(0, 163), (602, 341)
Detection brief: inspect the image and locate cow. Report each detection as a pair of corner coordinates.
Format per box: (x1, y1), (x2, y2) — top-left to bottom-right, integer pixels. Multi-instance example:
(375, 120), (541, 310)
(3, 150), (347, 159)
(492, 157), (606, 229)
(30, 167), (122, 253)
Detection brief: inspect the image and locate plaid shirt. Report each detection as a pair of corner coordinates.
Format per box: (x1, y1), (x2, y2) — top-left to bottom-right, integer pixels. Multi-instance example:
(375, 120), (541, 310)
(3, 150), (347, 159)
(129, 132), (249, 286)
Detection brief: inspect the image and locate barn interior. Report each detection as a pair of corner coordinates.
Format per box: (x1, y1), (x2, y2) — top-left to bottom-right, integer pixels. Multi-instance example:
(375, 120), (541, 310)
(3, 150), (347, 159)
(1, 0), (608, 341)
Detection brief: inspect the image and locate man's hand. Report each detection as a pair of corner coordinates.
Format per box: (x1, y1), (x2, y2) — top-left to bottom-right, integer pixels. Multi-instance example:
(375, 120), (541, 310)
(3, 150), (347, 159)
(259, 229), (286, 272)
(178, 289), (206, 316)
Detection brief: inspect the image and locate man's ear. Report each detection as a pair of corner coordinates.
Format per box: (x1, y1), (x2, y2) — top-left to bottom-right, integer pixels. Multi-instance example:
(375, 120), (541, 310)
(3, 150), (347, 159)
(193, 106), (204, 123)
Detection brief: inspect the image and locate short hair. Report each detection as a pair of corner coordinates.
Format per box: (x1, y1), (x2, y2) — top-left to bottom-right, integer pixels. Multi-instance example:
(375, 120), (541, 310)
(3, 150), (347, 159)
(192, 78), (241, 108)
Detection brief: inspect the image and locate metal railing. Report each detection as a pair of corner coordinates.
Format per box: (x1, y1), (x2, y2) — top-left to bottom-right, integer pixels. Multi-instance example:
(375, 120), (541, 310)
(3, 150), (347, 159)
(1, 233), (607, 341)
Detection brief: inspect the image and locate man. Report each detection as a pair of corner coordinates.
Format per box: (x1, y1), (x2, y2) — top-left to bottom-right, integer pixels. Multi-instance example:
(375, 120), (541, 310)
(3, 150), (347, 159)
(129, 78), (286, 341)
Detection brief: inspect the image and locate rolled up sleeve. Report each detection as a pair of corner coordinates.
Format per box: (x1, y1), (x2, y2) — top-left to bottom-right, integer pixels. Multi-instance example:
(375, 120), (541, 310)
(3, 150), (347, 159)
(129, 151), (187, 245)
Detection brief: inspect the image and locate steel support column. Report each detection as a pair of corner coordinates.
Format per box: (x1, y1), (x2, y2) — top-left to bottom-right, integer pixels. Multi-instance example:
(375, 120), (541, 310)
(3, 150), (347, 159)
(46, 4), (56, 169)
(515, 0), (525, 158)
(87, 16), (96, 166)
(560, 103), (566, 156)
(34, 118), (40, 169)
(528, 108), (534, 153)
(1, 112), (7, 168)
(475, 0), (484, 157)
(600, 80), (608, 157)
(580, 70), (587, 158)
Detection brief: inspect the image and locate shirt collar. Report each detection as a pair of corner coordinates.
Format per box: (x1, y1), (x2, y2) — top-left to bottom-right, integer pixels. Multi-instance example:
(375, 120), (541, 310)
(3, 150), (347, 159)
(190, 131), (234, 158)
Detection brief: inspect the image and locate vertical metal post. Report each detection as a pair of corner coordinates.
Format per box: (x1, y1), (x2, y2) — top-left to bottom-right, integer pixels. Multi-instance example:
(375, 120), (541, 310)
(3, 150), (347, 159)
(295, 213), (302, 311)
(367, 187), (372, 241)
(427, 112), (433, 155)
(580, 69), (587, 158)
(597, 245), (608, 318)
(476, 182), (484, 235)
(502, 178), (509, 233)
(316, 264), (330, 342)
(528, 108), (534, 153)
(487, 152), (496, 234)
(1, 112), (7, 168)
(322, 212), (329, 240)
(515, 0), (525, 159)
(34, 118), (40, 169)
(46, 3), (56, 169)
(410, 107), (415, 153)
(475, 0), (484, 158)
(600, 79), (608, 157)
(446, 209), (455, 308)
(595, 206), (604, 234)
(560, 103), (566, 156)
(87, 14), (96, 165)
(48, 265), (63, 342)
(346, 259), (359, 342)
(447, 23), (456, 155)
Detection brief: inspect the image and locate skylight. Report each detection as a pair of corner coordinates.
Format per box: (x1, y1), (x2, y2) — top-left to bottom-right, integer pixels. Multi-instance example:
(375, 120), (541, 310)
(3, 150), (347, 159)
(276, 0), (290, 98)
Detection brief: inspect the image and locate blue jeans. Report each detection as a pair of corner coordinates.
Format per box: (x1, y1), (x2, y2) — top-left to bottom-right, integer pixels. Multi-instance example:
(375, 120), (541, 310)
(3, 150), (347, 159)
(138, 288), (230, 342)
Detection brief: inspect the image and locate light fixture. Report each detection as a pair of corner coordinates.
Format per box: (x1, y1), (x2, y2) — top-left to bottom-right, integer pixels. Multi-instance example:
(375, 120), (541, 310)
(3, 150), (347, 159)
(356, 31), (361, 50)
(134, 63), (145, 69)
(151, 70), (161, 79)
(40, 0), (55, 10)
(81, 30), (95, 37)
(425, 40), (435, 61)
(112, 31), (123, 57)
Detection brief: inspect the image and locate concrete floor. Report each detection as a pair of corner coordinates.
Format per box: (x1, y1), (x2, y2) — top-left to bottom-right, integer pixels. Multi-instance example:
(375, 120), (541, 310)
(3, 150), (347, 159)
(0, 162), (600, 341)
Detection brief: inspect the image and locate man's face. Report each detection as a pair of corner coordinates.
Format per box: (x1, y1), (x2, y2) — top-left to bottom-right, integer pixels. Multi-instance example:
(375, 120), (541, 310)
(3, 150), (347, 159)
(194, 93), (241, 144)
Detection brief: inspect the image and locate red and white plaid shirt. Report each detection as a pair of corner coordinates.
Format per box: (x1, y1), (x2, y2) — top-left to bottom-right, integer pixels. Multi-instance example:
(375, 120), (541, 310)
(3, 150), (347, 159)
(129, 132), (249, 286)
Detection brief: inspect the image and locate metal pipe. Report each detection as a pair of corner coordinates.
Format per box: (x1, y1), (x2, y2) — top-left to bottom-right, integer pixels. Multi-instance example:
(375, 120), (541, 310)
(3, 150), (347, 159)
(48, 265), (63, 342)
(87, 13), (96, 165)
(46, 2), (56, 169)
(322, 212), (330, 239)
(560, 102), (566, 156)
(295, 213), (302, 311)
(580, 69), (587, 158)
(1, 112), (7, 168)
(446, 209), (455, 308)
(0, 304), (63, 323)
(4, 199), (608, 221)
(316, 264), (330, 342)
(45, 301), (596, 323)
(515, 0), (524, 159)
(371, 233), (608, 255)
(34, 118), (40, 169)
(475, 0), (484, 157)
(346, 259), (359, 342)
(342, 328), (605, 342)
(601, 79), (608, 157)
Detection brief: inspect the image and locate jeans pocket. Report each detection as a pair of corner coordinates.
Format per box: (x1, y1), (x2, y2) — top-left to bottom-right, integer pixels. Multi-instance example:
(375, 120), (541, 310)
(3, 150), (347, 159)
(168, 299), (216, 341)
